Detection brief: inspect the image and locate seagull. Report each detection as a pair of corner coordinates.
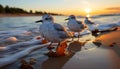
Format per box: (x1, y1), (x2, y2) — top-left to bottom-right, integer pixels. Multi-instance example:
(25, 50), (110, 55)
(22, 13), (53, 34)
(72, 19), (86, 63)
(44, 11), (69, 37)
(84, 17), (95, 25)
(84, 17), (99, 35)
(65, 15), (85, 41)
(35, 14), (71, 51)
(84, 17), (118, 36)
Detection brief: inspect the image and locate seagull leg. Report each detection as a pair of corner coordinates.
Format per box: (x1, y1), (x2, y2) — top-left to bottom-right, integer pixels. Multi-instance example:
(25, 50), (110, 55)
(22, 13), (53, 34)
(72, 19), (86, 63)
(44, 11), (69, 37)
(56, 42), (61, 49)
(77, 32), (80, 41)
(47, 42), (54, 50)
(70, 32), (75, 42)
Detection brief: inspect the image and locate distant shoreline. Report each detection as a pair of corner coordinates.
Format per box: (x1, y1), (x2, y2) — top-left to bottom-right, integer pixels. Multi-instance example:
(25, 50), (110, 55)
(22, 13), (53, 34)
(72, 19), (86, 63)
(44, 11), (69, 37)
(0, 14), (64, 17)
(0, 14), (43, 17)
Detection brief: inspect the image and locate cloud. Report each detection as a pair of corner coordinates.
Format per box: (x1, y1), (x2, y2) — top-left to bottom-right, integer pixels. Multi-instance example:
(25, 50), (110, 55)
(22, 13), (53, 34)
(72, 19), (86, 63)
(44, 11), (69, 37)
(106, 7), (120, 10)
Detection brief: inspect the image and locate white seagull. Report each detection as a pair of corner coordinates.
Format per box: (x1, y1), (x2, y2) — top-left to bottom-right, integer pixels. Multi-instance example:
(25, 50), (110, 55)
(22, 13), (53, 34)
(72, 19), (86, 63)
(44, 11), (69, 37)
(84, 17), (98, 35)
(65, 15), (85, 41)
(84, 17), (118, 35)
(35, 14), (71, 51)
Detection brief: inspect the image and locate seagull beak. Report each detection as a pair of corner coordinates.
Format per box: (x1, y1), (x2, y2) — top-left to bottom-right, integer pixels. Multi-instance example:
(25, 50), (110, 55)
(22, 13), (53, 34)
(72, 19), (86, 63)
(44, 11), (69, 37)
(65, 18), (69, 21)
(35, 20), (43, 23)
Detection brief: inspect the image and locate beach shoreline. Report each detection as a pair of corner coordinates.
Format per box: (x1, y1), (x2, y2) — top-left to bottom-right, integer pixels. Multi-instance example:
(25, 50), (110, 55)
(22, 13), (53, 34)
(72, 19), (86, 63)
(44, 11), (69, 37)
(40, 27), (120, 69)
(0, 28), (120, 69)
(0, 14), (64, 17)
(62, 27), (120, 69)
(0, 18), (120, 69)
(0, 14), (42, 17)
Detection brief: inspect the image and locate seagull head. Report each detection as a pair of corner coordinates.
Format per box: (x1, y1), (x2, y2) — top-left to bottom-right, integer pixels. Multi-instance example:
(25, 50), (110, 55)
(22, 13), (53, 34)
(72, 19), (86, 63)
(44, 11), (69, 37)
(85, 17), (88, 19)
(35, 14), (54, 23)
(65, 15), (76, 21)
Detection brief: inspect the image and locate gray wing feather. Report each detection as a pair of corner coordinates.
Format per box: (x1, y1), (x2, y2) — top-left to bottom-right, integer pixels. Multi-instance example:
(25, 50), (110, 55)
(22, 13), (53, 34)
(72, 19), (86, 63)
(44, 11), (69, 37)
(54, 23), (71, 38)
(77, 21), (82, 24)
(87, 20), (94, 24)
(54, 23), (65, 31)
(77, 21), (85, 29)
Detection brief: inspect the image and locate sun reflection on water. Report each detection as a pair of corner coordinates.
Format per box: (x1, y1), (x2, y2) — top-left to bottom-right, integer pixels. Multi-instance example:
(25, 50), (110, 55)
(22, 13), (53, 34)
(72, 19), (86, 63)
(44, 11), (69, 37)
(85, 8), (91, 17)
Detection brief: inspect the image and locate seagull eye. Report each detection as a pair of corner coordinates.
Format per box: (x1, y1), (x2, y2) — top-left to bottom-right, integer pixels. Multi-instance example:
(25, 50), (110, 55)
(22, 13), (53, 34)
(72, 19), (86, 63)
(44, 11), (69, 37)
(45, 18), (52, 20)
(45, 18), (49, 20)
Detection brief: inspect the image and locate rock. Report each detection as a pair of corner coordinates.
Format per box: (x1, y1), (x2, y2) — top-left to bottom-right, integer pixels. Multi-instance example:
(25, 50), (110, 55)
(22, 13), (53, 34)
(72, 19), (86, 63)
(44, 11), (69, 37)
(109, 42), (116, 47)
(20, 59), (34, 69)
(44, 51), (58, 57)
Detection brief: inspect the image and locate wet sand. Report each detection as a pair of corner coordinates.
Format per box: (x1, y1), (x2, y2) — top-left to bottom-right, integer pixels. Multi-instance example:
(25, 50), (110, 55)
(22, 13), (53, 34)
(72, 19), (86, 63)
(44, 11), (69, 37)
(62, 28), (120, 69)
(41, 41), (83, 69)
(40, 28), (120, 69)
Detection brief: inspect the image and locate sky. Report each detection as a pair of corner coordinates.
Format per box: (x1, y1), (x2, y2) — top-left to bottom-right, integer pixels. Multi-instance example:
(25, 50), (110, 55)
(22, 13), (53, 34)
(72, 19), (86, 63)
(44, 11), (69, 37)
(0, 0), (120, 16)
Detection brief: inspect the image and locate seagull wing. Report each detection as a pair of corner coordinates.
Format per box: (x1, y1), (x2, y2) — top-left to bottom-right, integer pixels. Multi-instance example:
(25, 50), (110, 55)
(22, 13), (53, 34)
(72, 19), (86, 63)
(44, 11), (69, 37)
(54, 23), (71, 38)
(77, 21), (85, 29)
(77, 21), (82, 24)
(54, 23), (65, 31)
(87, 20), (94, 24)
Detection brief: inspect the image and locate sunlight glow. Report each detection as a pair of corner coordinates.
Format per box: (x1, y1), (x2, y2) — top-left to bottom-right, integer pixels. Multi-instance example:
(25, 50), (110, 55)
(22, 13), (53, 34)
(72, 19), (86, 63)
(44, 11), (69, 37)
(85, 8), (91, 13)
(86, 14), (90, 17)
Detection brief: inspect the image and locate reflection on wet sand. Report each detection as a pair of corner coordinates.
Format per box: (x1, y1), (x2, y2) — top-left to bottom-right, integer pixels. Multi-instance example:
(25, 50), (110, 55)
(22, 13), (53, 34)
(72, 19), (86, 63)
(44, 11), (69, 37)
(42, 41), (84, 69)
(41, 28), (120, 69)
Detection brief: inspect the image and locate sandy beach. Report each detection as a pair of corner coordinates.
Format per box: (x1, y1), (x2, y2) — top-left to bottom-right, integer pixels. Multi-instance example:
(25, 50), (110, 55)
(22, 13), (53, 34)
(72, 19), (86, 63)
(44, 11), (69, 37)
(39, 28), (120, 69)
(0, 0), (120, 69)
(0, 16), (120, 69)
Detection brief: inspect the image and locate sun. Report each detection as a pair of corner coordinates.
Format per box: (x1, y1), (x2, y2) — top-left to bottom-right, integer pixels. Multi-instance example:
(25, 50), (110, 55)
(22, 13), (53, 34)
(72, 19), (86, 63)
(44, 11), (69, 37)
(85, 8), (91, 13)
(85, 8), (91, 17)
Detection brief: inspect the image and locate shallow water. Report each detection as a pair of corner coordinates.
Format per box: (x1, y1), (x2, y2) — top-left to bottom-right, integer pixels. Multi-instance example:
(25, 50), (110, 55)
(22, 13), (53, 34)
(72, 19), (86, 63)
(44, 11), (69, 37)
(0, 15), (120, 69)
(0, 15), (120, 31)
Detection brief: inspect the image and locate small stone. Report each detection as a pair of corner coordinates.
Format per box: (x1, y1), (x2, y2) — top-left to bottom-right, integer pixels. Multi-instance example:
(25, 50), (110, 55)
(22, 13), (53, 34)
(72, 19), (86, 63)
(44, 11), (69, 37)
(109, 42), (116, 47)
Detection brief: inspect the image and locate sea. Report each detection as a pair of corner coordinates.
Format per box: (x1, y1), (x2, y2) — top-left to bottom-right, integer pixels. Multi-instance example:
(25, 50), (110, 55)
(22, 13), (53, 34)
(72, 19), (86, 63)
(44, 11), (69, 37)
(0, 15), (120, 69)
(0, 15), (120, 31)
